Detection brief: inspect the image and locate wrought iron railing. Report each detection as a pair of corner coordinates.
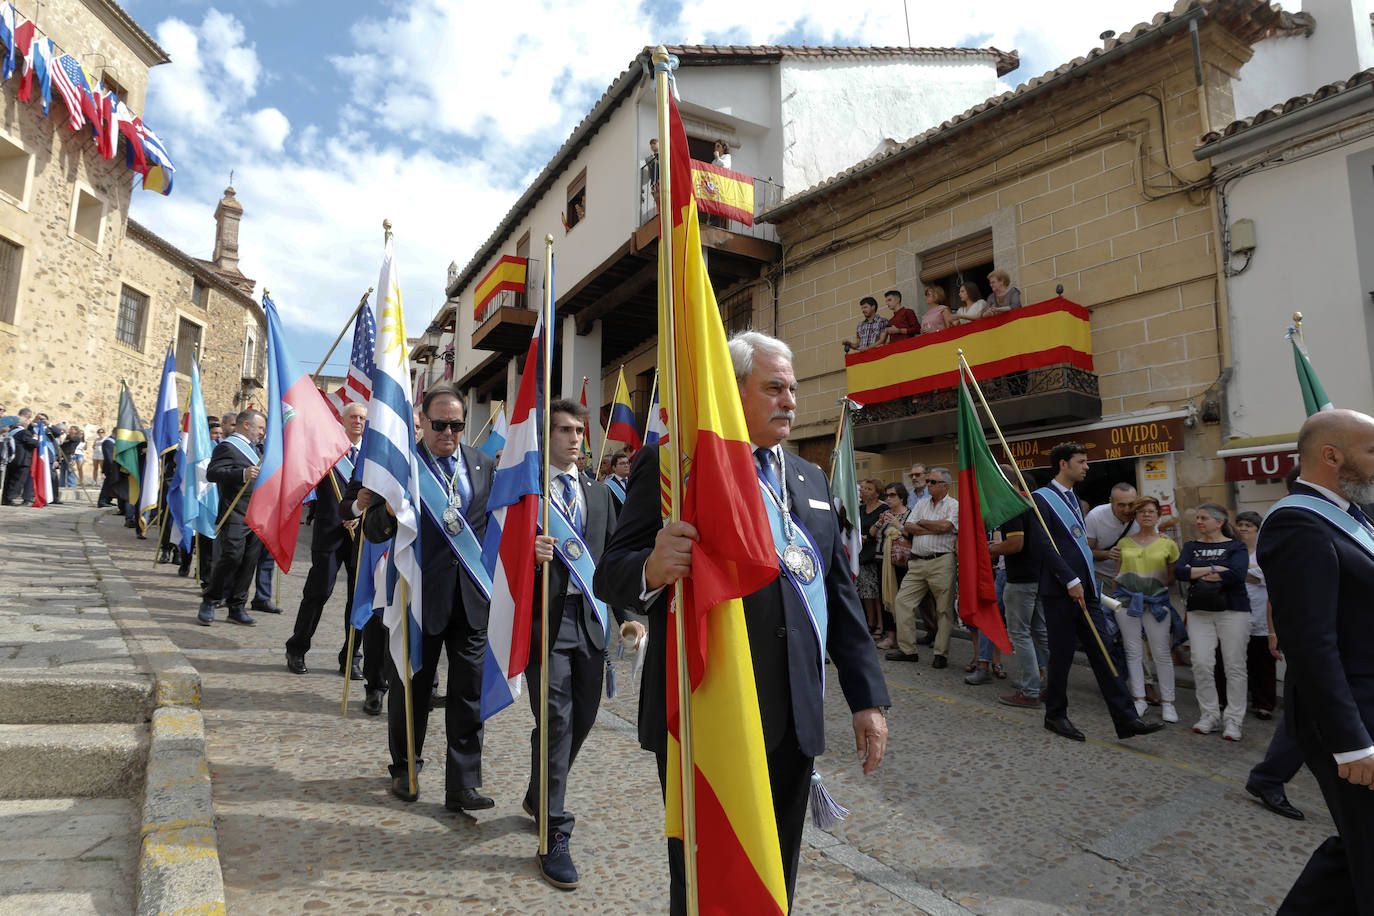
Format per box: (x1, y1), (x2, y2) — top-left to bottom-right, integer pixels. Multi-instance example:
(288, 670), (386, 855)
(474, 287), (527, 326)
(638, 161), (782, 242)
(852, 365), (1100, 426)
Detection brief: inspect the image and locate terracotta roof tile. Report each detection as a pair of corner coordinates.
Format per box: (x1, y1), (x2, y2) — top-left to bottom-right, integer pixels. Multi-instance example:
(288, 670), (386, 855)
(1198, 67), (1374, 145)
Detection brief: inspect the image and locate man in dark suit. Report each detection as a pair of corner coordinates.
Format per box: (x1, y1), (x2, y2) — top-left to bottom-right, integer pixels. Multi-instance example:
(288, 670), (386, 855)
(593, 331), (889, 913)
(198, 409), (265, 627)
(286, 403), (386, 711)
(3, 409), (36, 505)
(96, 429), (118, 507)
(527, 398), (643, 889)
(604, 450), (631, 513)
(356, 386), (495, 811)
(1259, 408), (1374, 913)
(1030, 442), (1164, 742)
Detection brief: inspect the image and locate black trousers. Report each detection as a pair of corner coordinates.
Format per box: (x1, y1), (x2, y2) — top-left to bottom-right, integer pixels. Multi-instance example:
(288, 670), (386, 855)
(387, 610), (487, 791)
(204, 519), (261, 611)
(1042, 594), (1135, 727)
(524, 598), (603, 839)
(1246, 712), (1304, 793)
(4, 460), (29, 502)
(97, 463), (118, 505)
(287, 539), (357, 654)
(656, 720), (813, 916)
(1279, 714), (1374, 914)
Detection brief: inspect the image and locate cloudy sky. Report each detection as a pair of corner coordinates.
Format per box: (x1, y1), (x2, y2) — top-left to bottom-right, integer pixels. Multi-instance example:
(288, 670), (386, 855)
(119, 0), (1175, 376)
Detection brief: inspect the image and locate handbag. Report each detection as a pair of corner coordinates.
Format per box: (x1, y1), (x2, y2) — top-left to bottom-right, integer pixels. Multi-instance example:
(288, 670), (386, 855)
(1186, 577), (1228, 612)
(889, 535), (911, 568)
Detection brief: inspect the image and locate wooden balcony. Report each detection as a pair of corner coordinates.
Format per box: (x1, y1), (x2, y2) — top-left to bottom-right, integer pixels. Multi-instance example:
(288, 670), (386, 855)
(471, 289), (537, 354)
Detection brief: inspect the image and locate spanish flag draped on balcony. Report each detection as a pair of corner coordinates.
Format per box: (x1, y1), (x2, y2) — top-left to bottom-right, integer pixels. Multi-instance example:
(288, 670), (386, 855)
(659, 89), (788, 915)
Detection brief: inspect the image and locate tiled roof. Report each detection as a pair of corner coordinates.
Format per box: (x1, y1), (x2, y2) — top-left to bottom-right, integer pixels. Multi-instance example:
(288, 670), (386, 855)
(126, 220), (258, 307)
(446, 43), (1018, 300)
(654, 44), (1019, 76)
(1198, 67), (1374, 146)
(762, 0), (1312, 221)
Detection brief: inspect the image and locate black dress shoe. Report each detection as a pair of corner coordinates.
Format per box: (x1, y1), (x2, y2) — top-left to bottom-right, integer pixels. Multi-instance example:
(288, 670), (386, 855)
(1247, 784), (1304, 820)
(884, 650), (920, 662)
(431, 691), (447, 708)
(446, 787), (495, 811)
(390, 775), (418, 803)
(931, 655), (948, 669)
(337, 660), (364, 681)
(1115, 718), (1166, 739)
(916, 632), (936, 647)
(1044, 716), (1086, 741)
(363, 689), (384, 716)
(251, 600), (283, 614)
(285, 652), (308, 675)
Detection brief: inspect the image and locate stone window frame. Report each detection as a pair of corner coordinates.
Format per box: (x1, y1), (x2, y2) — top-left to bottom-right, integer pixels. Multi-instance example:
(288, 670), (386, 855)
(69, 181), (109, 251)
(0, 229), (27, 331)
(174, 311), (206, 378)
(241, 326), (260, 383)
(894, 206), (1019, 315)
(0, 122), (35, 211)
(115, 282), (150, 352)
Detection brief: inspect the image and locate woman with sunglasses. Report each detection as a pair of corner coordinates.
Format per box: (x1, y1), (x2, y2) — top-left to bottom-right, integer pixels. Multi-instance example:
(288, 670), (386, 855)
(876, 482), (909, 650)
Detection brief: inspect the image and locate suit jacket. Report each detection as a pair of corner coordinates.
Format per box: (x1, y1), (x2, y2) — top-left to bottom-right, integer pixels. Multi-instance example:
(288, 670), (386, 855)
(311, 459), (357, 556)
(9, 425), (36, 469)
(593, 445), (889, 758)
(1258, 481), (1374, 756)
(207, 435), (259, 523)
(362, 443), (494, 633)
(1029, 486), (1096, 603)
(534, 471), (621, 653)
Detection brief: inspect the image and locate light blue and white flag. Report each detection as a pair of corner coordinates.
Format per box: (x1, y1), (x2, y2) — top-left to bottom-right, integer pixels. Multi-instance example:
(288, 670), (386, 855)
(478, 403), (507, 458)
(178, 360), (218, 548)
(139, 345), (178, 529)
(363, 233), (423, 678)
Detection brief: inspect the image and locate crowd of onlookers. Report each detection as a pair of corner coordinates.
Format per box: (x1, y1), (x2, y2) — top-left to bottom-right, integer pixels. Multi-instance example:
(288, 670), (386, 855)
(841, 271), (1023, 355)
(0, 408), (90, 505)
(853, 460), (1281, 745)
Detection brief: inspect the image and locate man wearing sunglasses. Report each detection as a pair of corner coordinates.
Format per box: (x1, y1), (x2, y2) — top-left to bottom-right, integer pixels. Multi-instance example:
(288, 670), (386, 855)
(351, 386), (496, 811)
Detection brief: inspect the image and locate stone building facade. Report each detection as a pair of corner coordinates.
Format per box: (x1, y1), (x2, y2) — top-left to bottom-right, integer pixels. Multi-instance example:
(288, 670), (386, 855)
(754, 0), (1310, 517)
(0, 0), (264, 431)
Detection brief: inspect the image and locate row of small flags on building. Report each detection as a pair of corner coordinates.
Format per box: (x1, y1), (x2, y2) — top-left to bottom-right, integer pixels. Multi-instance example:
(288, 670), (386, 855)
(0, 3), (174, 194)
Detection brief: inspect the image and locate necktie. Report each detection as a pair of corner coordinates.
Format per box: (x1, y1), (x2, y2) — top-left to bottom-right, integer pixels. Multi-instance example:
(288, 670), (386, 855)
(348, 446), (358, 465)
(561, 473), (582, 534)
(1060, 487), (1081, 522)
(1350, 503), (1371, 530)
(441, 455), (456, 477)
(755, 447), (780, 496)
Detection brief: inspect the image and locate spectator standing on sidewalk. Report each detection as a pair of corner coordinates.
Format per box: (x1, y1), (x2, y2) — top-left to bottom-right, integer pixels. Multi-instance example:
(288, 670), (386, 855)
(997, 479), (1047, 710)
(1235, 510), (1278, 719)
(876, 481), (908, 650)
(887, 468), (958, 668)
(1110, 496), (1180, 723)
(857, 479), (888, 638)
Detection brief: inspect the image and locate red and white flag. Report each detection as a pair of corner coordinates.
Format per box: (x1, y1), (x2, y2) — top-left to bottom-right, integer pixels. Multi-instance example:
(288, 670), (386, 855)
(29, 420), (53, 508)
(325, 299), (376, 420)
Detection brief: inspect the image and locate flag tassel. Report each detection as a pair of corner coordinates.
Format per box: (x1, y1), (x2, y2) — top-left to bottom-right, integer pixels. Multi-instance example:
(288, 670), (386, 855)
(808, 770), (850, 830)
(956, 350), (1117, 677)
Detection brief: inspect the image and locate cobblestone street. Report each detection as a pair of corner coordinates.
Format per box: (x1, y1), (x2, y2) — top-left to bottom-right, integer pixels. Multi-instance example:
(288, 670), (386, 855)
(91, 507), (1329, 915)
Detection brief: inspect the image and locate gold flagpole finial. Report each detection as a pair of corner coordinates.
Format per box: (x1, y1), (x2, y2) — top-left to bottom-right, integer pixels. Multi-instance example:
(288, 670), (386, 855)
(383, 219), (393, 242)
(545, 233), (553, 245)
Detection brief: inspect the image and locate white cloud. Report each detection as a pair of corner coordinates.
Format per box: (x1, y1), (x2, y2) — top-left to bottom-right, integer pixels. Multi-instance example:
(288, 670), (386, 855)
(246, 107), (290, 151)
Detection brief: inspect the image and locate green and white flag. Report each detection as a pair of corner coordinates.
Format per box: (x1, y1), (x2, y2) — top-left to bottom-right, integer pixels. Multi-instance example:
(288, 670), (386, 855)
(829, 398), (861, 577)
(1289, 329), (1332, 416)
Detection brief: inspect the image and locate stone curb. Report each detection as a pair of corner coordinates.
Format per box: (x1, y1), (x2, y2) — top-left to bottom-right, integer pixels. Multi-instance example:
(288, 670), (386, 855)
(78, 513), (227, 916)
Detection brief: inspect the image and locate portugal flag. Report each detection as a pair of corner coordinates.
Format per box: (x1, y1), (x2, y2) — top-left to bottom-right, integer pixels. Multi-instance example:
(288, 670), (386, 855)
(659, 90), (787, 915)
(955, 367), (1028, 656)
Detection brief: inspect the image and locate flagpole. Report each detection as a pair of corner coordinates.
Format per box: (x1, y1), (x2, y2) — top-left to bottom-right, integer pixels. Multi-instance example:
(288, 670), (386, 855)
(470, 400), (504, 445)
(311, 287), (375, 385)
(956, 350), (1117, 677)
(594, 366), (626, 474)
(654, 44), (699, 916)
(829, 397), (849, 480)
(211, 461), (260, 537)
(536, 235), (556, 856)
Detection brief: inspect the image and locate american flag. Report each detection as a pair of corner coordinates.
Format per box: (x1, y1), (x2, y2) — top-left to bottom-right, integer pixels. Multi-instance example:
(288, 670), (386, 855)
(326, 299), (376, 420)
(50, 53), (86, 131)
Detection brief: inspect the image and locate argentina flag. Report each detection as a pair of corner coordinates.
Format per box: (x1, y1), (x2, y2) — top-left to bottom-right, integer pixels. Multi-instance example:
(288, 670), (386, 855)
(362, 232), (423, 677)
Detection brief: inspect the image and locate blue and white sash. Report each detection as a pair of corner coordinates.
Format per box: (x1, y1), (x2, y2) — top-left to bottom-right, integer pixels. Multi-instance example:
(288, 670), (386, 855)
(1034, 486), (1098, 597)
(1267, 493), (1374, 560)
(416, 459), (493, 601)
(543, 499), (610, 639)
(223, 434), (258, 466)
(605, 476), (627, 503)
(757, 475), (829, 682)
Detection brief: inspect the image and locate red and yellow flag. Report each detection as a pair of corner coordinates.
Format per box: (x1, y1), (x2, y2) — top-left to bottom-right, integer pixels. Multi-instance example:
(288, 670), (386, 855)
(473, 254), (527, 319)
(691, 159), (755, 226)
(659, 92), (787, 915)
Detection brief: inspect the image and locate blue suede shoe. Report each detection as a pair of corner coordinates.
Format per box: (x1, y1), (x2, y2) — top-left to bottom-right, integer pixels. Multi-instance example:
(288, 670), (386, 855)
(537, 832), (578, 890)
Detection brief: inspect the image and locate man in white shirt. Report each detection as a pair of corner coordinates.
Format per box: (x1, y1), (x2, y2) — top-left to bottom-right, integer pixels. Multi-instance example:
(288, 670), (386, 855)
(887, 467), (958, 668)
(1084, 483), (1139, 591)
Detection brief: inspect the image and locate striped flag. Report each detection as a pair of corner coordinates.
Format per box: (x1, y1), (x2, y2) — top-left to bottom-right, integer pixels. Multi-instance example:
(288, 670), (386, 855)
(478, 403), (507, 458)
(49, 52), (85, 131)
(829, 399), (861, 579)
(644, 377), (669, 447)
(177, 360), (219, 549)
(578, 378), (593, 467)
(659, 92), (787, 915)
(138, 346), (179, 530)
(362, 233), (424, 678)
(478, 281), (545, 719)
(607, 367), (640, 448)
(326, 298), (376, 420)
(29, 420), (54, 508)
(113, 383), (147, 509)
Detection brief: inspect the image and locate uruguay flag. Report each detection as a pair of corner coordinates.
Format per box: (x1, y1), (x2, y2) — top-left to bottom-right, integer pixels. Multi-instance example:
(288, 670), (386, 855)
(478, 282), (546, 719)
(138, 346), (178, 530)
(246, 295), (351, 572)
(29, 420), (53, 508)
(478, 403), (507, 458)
(362, 234), (424, 679)
(644, 378), (669, 447)
(178, 360), (218, 548)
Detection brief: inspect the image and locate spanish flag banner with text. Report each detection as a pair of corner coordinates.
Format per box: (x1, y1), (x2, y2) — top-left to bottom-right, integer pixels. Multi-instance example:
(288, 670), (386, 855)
(690, 159), (755, 226)
(659, 91), (787, 916)
(473, 255), (527, 319)
(844, 297), (1093, 404)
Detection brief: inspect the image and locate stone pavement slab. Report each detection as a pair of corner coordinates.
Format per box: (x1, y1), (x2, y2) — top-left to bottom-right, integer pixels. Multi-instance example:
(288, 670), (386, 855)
(94, 506), (1330, 915)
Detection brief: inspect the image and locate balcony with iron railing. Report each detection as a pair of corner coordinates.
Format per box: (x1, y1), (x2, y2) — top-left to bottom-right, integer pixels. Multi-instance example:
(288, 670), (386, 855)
(472, 286), (537, 354)
(637, 160), (783, 243)
(843, 297), (1101, 451)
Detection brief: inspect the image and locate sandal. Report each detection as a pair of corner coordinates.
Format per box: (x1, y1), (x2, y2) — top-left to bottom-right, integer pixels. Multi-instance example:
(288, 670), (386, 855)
(964, 660), (979, 673)
(992, 663), (1007, 679)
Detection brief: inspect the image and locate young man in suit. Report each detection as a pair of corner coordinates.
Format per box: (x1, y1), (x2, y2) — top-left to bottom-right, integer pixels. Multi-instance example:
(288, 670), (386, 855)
(527, 398), (644, 889)
(354, 386), (495, 811)
(1259, 408), (1374, 913)
(1030, 442), (1164, 742)
(199, 409), (266, 626)
(593, 330), (889, 914)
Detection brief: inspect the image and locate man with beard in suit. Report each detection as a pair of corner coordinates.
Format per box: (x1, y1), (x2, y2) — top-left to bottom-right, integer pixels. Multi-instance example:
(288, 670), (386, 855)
(593, 330), (889, 914)
(1259, 408), (1374, 913)
(355, 386), (495, 811)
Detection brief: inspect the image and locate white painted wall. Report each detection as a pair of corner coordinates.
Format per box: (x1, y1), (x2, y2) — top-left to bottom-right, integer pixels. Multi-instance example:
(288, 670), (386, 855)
(779, 56), (1002, 193)
(1225, 132), (1374, 438)
(1232, 35), (1309, 118)
(1233, 0), (1374, 120)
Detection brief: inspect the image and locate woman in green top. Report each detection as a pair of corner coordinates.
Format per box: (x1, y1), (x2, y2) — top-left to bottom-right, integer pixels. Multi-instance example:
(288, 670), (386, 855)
(1112, 496), (1181, 723)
